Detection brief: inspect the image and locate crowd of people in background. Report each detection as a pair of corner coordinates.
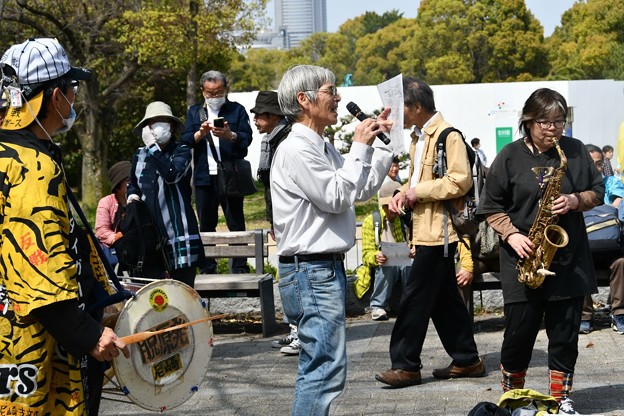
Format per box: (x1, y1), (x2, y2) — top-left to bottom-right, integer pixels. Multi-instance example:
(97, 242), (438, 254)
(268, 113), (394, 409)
(4, 35), (624, 416)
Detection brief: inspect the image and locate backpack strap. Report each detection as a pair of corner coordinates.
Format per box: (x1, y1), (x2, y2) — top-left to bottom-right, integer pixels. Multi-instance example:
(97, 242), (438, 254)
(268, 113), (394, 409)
(435, 127), (456, 258)
(435, 127), (476, 257)
(373, 210), (381, 249)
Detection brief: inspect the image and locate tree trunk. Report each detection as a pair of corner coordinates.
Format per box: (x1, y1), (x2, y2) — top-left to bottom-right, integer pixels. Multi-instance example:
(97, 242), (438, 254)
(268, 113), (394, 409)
(187, 0), (199, 108)
(79, 77), (107, 210)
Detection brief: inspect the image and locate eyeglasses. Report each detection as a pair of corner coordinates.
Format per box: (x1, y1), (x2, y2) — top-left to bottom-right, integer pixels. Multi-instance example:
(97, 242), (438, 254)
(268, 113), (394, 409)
(70, 80), (79, 94)
(303, 85), (339, 97)
(202, 91), (225, 99)
(535, 119), (565, 129)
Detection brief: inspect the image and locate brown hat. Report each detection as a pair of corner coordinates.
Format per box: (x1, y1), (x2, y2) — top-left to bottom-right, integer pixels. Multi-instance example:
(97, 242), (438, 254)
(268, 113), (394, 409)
(108, 161), (131, 191)
(250, 91), (283, 115)
(378, 180), (401, 206)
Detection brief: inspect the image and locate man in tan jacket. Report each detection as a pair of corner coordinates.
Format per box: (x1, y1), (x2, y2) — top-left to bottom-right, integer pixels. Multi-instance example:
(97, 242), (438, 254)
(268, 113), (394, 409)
(375, 77), (485, 388)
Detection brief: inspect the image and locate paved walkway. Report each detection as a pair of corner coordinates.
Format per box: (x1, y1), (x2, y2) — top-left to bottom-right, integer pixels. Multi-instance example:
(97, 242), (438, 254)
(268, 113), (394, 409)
(100, 313), (624, 415)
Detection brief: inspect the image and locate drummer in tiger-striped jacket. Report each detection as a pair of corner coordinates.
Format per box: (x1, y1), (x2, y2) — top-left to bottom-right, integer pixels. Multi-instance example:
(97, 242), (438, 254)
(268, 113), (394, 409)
(0, 38), (130, 415)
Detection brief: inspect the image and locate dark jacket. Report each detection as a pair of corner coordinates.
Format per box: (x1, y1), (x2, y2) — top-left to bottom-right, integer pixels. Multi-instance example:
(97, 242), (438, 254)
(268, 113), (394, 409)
(257, 119), (291, 226)
(477, 136), (604, 302)
(127, 139), (204, 270)
(182, 99), (253, 186)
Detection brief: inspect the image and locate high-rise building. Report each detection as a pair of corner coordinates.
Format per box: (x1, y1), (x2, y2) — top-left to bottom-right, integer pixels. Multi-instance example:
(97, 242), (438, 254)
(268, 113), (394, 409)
(275, 0), (327, 49)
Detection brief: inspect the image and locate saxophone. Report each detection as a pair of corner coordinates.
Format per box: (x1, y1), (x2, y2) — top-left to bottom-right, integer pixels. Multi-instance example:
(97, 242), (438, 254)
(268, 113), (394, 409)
(516, 138), (570, 289)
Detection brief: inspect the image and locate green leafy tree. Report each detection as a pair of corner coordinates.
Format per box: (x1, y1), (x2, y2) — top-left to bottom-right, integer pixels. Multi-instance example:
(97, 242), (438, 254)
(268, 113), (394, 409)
(228, 10), (406, 91)
(353, 18), (420, 85)
(0, 0), (266, 208)
(414, 0), (548, 84)
(546, 0), (624, 80)
(229, 48), (290, 91)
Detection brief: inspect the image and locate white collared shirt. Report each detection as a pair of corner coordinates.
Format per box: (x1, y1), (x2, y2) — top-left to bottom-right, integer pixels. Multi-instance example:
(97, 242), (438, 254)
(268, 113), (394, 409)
(271, 123), (393, 256)
(410, 112), (440, 187)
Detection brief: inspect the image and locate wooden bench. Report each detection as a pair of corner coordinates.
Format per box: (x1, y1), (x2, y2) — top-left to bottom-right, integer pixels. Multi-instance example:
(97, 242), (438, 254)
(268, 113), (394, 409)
(193, 230), (279, 337)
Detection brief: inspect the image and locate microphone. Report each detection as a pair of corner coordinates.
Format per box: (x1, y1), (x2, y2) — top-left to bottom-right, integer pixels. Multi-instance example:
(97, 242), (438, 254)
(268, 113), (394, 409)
(346, 101), (391, 145)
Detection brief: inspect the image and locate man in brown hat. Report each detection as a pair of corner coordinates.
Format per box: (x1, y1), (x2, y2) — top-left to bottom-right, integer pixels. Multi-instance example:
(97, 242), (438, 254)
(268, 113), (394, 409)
(253, 90), (291, 239)
(252, 91), (301, 354)
(0, 38), (129, 415)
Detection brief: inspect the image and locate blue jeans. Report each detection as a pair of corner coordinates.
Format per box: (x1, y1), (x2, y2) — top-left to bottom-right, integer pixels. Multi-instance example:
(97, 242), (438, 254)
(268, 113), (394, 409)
(370, 265), (410, 309)
(278, 259), (347, 416)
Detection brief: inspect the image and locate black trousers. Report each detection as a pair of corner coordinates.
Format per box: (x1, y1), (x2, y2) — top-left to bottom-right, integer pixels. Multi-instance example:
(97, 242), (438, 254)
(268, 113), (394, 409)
(195, 181), (249, 273)
(389, 243), (480, 370)
(501, 297), (583, 373)
(87, 356), (105, 415)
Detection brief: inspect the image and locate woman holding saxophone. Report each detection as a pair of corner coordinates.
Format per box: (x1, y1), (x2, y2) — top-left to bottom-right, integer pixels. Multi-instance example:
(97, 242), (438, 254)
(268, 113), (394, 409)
(477, 88), (604, 414)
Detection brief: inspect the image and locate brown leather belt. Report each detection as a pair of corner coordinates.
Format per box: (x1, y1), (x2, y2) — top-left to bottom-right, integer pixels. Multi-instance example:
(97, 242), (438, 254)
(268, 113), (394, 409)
(279, 253), (345, 263)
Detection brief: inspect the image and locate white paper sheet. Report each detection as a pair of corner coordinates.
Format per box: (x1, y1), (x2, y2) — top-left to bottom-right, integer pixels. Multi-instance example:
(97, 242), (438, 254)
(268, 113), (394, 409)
(381, 241), (412, 267)
(377, 74), (405, 154)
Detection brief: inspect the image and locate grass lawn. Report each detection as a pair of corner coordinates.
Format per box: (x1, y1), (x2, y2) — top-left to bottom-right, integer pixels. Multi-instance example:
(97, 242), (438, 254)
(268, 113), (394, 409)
(83, 181), (381, 231)
(219, 181), (381, 230)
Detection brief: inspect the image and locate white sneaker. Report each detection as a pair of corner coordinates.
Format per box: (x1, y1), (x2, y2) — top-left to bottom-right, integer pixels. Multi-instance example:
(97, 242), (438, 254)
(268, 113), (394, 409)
(280, 338), (301, 355)
(271, 334), (294, 348)
(371, 307), (388, 321)
(271, 324), (298, 348)
(558, 398), (580, 415)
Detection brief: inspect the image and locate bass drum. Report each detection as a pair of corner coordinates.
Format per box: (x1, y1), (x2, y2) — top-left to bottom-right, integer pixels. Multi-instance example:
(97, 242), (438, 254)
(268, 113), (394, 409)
(112, 279), (213, 411)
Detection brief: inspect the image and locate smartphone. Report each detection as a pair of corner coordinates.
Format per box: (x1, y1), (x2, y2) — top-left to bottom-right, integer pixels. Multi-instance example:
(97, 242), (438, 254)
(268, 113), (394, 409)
(213, 117), (224, 128)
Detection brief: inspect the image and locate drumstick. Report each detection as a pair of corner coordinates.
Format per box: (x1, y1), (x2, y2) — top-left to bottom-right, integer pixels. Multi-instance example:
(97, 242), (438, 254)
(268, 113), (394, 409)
(119, 314), (225, 345)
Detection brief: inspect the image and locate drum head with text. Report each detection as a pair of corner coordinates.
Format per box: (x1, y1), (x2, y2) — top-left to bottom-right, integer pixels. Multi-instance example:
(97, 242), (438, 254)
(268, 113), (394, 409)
(112, 279), (213, 411)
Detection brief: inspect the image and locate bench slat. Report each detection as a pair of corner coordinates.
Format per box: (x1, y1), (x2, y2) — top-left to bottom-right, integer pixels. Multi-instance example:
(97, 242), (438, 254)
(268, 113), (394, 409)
(200, 231), (266, 245)
(195, 274), (270, 291)
(204, 246), (265, 258)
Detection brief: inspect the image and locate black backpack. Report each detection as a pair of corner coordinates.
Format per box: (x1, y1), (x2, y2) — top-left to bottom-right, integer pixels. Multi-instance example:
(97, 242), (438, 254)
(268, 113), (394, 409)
(468, 402), (511, 416)
(113, 200), (166, 274)
(434, 127), (486, 255)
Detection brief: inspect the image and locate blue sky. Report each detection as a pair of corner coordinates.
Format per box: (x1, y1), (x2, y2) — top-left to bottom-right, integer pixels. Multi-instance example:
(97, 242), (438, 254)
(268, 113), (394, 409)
(265, 0), (578, 37)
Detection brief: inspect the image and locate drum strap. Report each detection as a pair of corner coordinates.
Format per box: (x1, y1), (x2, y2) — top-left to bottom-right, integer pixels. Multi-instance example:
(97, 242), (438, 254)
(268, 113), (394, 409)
(66, 185), (132, 309)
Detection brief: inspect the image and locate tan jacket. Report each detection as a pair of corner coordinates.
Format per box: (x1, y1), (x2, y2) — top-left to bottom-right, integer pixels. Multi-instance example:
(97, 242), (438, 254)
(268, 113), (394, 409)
(403, 112), (472, 246)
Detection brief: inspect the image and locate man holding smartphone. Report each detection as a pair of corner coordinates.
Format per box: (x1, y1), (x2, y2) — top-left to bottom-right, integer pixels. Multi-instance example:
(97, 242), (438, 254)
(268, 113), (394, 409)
(182, 70), (253, 273)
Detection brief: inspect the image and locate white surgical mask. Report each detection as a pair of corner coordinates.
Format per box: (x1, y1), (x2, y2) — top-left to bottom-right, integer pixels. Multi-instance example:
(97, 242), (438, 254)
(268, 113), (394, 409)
(54, 91), (76, 135)
(151, 122), (172, 145)
(205, 97), (226, 111)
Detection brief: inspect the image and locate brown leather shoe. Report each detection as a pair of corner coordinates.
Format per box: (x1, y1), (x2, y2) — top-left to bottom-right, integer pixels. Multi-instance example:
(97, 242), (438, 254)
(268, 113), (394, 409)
(375, 368), (422, 388)
(432, 356), (486, 379)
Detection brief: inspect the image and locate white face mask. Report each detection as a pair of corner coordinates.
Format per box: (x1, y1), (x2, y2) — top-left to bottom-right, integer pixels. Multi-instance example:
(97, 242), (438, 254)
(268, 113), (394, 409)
(151, 122), (172, 145)
(205, 97), (226, 111)
(54, 91), (76, 135)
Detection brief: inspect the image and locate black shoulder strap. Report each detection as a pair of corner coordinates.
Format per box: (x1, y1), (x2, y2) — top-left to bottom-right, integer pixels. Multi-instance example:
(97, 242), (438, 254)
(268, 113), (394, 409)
(203, 107), (222, 164)
(436, 127), (476, 173)
(123, 201), (147, 268)
(435, 127), (458, 177)
(66, 186), (132, 305)
(435, 127), (467, 258)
